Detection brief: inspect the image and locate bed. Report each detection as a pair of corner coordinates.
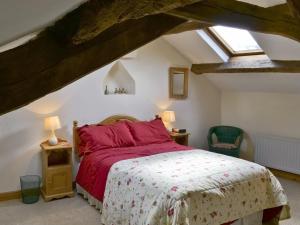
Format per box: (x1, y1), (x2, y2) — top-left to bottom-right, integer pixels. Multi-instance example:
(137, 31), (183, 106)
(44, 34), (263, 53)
(73, 115), (290, 225)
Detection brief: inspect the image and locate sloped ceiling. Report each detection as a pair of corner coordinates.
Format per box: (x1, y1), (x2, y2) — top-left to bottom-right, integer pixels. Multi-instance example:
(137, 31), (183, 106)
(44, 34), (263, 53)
(0, 0), (85, 46)
(251, 32), (300, 60)
(207, 32), (300, 93)
(164, 29), (300, 63)
(237, 0), (286, 7)
(163, 31), (223, 64)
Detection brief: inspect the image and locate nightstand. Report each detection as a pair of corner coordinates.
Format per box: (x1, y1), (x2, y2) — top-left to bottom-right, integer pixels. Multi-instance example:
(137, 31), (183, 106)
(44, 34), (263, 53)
(170, 132), (190, 146)
(40, 140), (74, 201)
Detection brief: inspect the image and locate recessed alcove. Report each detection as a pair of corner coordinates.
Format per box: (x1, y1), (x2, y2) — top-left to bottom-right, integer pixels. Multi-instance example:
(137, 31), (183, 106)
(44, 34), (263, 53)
(103, 61), (135, 95)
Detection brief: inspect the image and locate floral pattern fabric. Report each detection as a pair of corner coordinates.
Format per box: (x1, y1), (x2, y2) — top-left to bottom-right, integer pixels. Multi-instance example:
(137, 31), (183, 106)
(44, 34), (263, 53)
(101, 150), (288, 225)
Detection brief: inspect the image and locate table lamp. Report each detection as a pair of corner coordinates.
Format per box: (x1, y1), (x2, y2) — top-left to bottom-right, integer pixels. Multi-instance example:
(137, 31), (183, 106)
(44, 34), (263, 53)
(162, 110), (176, 131)
(44, 116), (61, 146)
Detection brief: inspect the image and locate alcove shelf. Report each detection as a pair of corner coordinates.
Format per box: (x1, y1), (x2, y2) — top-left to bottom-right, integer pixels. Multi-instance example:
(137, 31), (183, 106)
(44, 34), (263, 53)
(103, 61), (135, 95)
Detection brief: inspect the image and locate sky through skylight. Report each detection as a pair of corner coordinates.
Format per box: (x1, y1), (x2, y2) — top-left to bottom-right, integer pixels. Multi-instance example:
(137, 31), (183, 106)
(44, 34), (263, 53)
(211, 26), (262, 54)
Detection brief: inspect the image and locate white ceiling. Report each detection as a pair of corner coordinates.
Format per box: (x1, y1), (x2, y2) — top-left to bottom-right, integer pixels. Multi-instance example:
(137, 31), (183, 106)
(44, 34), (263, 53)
(0, 0), (85, 45)
(251, 32), (300, 60)
(237, 0), (286, 7)
(163, 31), (224, 64)
(164, 29), (300, 62)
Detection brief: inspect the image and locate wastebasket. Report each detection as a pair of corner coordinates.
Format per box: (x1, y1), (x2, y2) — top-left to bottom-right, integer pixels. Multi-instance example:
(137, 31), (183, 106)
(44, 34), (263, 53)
(20, 175), (41, 204)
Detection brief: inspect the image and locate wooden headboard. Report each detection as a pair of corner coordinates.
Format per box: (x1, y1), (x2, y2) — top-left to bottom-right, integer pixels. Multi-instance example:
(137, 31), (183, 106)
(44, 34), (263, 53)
(73, 115), (139, 158)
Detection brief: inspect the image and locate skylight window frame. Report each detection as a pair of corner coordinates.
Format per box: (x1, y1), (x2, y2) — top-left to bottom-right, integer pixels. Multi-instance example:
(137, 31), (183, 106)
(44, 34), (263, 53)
(206, 26), (264, 57)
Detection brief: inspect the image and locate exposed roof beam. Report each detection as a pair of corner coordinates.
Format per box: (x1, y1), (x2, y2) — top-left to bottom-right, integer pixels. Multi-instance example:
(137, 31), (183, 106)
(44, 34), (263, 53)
(0, 14), (185, 115)
(66, 0), (202, 44)
(166, 21), (210, 35)
(167, 0), (300, 43)
(287, 0), (300, 20)
(191, 59), (300, 74)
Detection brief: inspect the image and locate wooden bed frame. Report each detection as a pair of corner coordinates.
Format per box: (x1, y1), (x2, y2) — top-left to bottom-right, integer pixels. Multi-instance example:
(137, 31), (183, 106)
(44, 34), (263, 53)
(73, 114), (139, 157)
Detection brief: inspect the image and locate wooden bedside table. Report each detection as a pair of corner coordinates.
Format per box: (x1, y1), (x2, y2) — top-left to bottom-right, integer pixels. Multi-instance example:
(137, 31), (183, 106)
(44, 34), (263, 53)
(170, 132), (190, 146)
(40, 140), (74, 201)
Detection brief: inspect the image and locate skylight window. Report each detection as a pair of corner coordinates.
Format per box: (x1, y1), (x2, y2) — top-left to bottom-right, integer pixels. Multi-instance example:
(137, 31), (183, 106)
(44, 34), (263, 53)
(208, 26), (263, 56)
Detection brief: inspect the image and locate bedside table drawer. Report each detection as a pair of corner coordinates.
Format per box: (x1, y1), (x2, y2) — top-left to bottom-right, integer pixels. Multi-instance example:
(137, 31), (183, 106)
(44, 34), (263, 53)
(46, 165), (72, 195)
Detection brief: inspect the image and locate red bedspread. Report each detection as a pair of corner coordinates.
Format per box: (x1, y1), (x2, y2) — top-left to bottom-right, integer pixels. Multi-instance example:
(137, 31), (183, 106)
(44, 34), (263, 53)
(76, 141), (192, 201)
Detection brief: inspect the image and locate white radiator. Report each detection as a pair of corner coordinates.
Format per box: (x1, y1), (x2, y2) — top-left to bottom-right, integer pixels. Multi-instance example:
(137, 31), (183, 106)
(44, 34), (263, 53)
(253, 134), (300, 175)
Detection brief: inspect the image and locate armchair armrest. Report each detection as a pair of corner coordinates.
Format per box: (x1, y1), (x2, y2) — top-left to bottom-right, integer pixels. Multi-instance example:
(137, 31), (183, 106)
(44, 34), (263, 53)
(207, 128), (214, 146)
(235, 133), (244, 149)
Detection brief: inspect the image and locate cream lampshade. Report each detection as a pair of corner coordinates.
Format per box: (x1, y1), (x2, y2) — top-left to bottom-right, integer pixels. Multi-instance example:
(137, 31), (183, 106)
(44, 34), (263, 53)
(162, 111), (176, 130)
(44, 116), (61, 146)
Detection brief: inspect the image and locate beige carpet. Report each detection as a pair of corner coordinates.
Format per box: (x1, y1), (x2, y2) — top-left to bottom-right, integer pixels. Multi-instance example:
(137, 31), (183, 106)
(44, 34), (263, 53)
(278, 178), (300, 225)
(0, 178), (298, 225)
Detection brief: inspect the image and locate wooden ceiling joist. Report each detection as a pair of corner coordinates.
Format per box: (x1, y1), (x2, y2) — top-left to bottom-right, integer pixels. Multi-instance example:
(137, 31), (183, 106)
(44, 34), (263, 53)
(191, 59), (300, 74)
(167, 0), (300, 43)
(287, 0), (300, 20)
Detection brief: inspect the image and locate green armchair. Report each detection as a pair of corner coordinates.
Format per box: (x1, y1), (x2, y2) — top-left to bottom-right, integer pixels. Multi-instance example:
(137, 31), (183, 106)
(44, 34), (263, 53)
(207, 126), (244, 157)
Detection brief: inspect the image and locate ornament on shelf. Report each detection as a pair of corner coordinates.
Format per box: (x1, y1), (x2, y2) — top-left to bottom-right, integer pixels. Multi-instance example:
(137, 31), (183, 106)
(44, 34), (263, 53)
(104, 85), (109, 95)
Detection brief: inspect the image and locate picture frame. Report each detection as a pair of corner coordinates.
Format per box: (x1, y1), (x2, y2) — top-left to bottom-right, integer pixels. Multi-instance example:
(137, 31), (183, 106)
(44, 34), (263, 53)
(169, 67), (189, 99)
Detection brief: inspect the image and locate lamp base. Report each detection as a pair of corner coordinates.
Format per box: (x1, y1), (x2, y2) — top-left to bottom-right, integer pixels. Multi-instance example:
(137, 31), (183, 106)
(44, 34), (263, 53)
(48, 133), (58, 146)
(167, 127), (173, 132)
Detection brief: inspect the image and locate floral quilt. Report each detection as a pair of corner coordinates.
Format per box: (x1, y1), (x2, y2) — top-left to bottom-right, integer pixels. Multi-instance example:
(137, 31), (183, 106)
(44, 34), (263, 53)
(101, 150), (288, 225)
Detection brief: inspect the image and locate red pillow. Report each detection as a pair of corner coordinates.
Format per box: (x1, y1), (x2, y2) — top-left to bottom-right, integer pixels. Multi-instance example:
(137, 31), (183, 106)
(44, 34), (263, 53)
(126, 119), (172, 146)
(77, 122), (136, 156)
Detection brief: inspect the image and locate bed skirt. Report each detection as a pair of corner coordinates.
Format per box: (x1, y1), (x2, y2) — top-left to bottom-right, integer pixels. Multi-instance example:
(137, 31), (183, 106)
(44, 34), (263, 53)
(76, 184), (103, 212)
(76, 184), (273, 225)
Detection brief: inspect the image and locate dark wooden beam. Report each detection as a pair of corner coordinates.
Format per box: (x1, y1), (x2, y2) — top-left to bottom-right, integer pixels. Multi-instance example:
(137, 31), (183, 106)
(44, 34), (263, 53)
(191, 59), (300, 74)
(68, 0), (202, 44)
(287, 0), (300, 20)
(167, 0), (300, 43)
(166, 21), (209, 34)
(0, 14), (185, 115)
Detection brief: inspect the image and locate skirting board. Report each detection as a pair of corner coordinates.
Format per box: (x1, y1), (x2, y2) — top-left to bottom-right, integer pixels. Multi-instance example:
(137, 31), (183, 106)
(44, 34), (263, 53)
(268, 167), (300, 183)
(0, 190), (21, 202)
(0, 182), (77, 202)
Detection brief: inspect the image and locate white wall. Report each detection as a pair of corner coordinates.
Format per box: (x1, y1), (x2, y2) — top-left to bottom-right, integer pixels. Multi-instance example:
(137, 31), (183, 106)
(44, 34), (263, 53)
(221, 91), (300, 160)
(221, 91), (300, 138)
(0, 38), (221, 192)
(206, 73), (300, 94)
